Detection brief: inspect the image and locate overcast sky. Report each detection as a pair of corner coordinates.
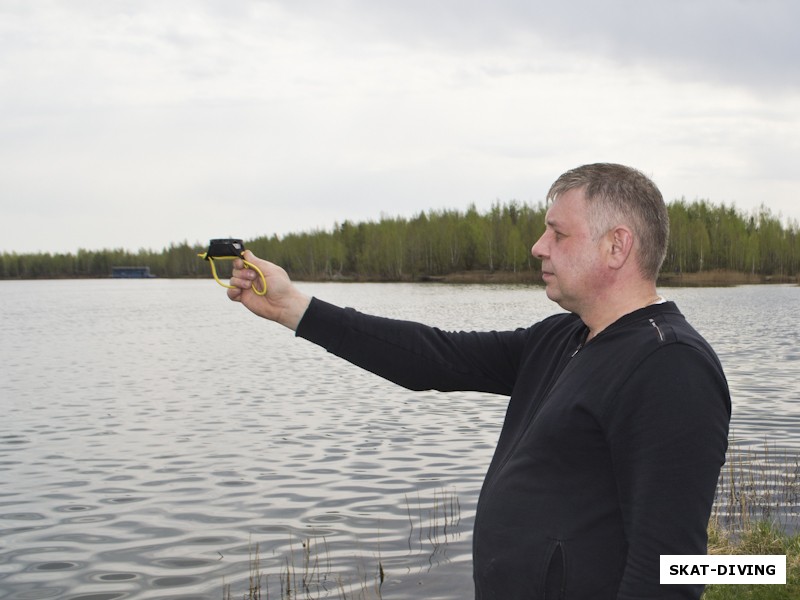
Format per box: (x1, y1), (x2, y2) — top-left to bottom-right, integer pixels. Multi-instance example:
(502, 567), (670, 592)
(1, 0), (798, 254)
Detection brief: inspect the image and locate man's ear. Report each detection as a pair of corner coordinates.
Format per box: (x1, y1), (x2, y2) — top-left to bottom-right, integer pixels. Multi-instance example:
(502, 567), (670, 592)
(607, 226), (634, 270)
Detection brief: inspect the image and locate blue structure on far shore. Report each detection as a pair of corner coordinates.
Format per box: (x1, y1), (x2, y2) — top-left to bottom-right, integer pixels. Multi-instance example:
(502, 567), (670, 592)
(112, 266), (155, 279)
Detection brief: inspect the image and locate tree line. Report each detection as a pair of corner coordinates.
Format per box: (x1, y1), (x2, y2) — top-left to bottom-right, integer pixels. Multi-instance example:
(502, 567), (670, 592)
(2, 199), (798, 281)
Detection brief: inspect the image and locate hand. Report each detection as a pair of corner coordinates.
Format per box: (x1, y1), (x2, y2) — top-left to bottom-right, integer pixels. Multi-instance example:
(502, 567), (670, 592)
(227, 250), (311, 330)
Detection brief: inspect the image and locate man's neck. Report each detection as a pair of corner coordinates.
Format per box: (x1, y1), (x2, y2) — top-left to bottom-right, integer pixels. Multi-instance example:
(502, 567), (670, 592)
(582, 286), (662, 341)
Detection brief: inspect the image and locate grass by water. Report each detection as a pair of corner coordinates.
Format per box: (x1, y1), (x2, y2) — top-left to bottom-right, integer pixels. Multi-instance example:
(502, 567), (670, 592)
(702, 520), (800, 599)
(223, 446), (800, 599)
(701, 442), (800, 598)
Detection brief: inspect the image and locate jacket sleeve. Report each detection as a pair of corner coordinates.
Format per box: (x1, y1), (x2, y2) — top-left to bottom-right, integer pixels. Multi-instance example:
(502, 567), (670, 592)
(605, 343), (731, 599)
(295, 297), (527, 395)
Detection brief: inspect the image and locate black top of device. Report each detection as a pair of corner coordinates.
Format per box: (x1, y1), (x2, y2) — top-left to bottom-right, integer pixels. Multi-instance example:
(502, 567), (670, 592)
(205, 238), (246, 259)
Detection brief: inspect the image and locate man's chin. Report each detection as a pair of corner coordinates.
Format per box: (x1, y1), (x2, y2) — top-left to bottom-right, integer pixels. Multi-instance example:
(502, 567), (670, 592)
(544, 286), (572, 312)
(543, 286), (560, 303)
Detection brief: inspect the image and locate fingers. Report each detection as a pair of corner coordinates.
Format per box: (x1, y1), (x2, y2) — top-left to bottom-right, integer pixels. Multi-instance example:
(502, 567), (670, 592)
(231, 251), (265, 279)
(242, 250), (271, 273)
(229, 267), (255, 290)
(227, 250), (279, 314)
(231, 254), (255, 282)
(229, 252), (261, 299)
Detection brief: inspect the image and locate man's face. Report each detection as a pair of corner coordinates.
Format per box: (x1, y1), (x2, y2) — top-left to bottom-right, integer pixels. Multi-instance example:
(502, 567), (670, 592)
(530, 188), (608, 314)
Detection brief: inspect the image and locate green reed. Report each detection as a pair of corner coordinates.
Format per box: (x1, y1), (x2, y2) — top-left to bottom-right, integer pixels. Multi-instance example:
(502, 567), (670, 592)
(712, 440), (800, 533)
(223, 487), (461, 600)
(703, 442), (800, 598)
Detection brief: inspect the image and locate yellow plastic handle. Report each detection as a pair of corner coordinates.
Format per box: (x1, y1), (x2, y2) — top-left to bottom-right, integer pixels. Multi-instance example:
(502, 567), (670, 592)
(198, 254), (267, 296)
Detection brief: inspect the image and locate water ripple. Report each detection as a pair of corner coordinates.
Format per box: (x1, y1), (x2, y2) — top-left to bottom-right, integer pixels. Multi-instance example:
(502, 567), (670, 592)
(0, 281), (797, 599)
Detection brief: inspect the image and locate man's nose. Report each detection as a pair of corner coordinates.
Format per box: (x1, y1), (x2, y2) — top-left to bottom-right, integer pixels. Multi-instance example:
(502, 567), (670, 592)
(531, 235), (547, 260)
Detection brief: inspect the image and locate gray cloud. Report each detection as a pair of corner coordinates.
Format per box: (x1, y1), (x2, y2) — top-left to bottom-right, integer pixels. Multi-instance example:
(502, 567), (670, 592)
(1, 0), (799, 253)
(273, 0), (800, 92)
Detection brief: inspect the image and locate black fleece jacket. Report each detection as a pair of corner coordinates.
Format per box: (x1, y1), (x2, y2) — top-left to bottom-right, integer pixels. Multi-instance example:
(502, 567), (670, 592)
(296, 298), (731, 599)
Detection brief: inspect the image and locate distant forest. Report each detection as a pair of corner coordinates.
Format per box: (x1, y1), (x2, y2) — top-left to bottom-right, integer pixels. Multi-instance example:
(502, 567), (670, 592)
(2, 199), (799, 281)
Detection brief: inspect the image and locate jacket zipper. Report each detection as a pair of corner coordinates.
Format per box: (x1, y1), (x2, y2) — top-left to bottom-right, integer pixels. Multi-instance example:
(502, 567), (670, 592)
(649, 318), (665, 341)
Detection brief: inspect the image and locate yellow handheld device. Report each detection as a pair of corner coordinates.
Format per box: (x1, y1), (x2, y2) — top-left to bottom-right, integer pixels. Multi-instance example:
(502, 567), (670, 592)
(198, 238), (267, 296)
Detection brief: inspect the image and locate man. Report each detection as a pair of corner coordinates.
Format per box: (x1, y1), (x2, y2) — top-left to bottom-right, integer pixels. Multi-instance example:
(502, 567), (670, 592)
(227, 163), (731, 599)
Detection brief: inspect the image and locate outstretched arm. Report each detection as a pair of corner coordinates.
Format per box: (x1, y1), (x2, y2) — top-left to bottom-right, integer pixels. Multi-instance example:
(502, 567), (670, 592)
(227, 250), (311, 331)
(227, 250), (525, 395)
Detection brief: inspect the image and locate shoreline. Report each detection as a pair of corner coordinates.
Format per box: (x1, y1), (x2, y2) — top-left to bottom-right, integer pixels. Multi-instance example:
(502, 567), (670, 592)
(0, 269), (797, 286)
(295, 269), (799, 287)
(657, 269), (798, 287)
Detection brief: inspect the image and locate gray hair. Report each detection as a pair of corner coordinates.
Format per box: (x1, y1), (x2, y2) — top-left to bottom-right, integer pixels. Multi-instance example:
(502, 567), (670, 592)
(547, 163), (669, 280)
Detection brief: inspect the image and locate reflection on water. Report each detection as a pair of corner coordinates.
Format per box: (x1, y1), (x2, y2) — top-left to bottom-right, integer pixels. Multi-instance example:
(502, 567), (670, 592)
(0, 280), (798, 599)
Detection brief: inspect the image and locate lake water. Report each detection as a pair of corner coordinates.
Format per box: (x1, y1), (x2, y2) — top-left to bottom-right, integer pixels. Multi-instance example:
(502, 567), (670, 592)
(1, 280), (798, 599)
